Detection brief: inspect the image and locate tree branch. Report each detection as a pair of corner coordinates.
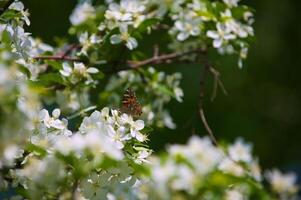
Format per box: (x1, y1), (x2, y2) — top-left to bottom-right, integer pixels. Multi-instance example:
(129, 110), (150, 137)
(33, 48), (206, 70)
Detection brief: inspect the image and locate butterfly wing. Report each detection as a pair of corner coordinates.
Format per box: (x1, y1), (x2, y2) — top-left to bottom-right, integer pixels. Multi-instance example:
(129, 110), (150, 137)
(121, 88), (142, 117)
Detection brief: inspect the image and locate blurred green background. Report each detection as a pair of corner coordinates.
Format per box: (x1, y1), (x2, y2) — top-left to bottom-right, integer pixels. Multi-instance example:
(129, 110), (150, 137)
(23, 0), (301, 171)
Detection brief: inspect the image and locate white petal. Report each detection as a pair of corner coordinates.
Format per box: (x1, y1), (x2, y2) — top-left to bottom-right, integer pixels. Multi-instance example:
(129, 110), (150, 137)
(121, 13), (132, 21)
(115, 141), (124, 149)
(40, 109), (49, 120)
(134, 120), (144, 130)
(50, 119), (65, 130)
(224, 34), (236, 40)
(136, 132), (145, 142)
(213, 39), (223, 48)
(177, 32), (189, 41)
(52, 108), (61, 118)
(175, 21), (185, 31)
(130, 129), (137, 137)
(60, 70), (71, 77)
(206, 31), (219, 39)
(110, 34), (122, 44)
(126, 37), (138, 50)
(119, 23), (128, 33)
(63, 63), (72, 72)
(87, 67), (99, 74)
(9, 2), (24, 11)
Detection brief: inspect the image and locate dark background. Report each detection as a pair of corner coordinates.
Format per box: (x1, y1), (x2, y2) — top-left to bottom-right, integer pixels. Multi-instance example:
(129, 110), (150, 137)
(23, 0), (301, 172)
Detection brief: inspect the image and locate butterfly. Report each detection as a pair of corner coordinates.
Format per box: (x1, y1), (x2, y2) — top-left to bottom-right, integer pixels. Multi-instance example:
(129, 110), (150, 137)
(120, 88), (142, 118)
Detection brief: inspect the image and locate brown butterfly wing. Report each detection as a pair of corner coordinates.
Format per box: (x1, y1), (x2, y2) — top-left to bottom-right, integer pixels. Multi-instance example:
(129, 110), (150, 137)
(121, 88), (142, 117)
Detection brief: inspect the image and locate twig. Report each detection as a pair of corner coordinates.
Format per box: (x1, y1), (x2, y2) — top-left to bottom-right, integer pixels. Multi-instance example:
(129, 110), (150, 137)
(67, 105), (97, 120)
(0, 0), (15, 16)
(33, 55), (81, 62)
(59, 44), (80, 58)
(198, 59), (218, 146)
(209, 66), (228, 101)
(127, 48), (206, 69)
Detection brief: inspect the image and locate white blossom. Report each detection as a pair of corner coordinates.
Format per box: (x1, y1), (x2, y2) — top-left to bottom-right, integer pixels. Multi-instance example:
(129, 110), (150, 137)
(39, 109), (66, 130)
(228, 138), (253, 163)
(70, 2), (95, 25)
(174, 18), (201, 41)
(207, 23), (236, 48)
(219, 158), (245, 177)
(60, 62), (99, 84)
(9, 1), (30, 26)
(223, 0), (240, 7)
(225, 189), (244, 200)
(110, 25), (138, 50)
(105, 0), (146, 28)
(265, 169), (298, 195)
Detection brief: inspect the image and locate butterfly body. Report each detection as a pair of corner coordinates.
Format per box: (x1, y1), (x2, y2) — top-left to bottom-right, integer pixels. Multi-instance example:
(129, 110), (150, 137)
(120, 88), (142, 118)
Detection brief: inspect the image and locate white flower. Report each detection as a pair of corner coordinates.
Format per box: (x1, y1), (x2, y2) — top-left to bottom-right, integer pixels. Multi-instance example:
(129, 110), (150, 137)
(9, 1), (30, 26)
(228, 138), (253, 163)
(218, 158), (245, 177)
(162, 111), (176, 129)
(110, 25), (138, 50)
(171, 165), (196, 193)
(265, 169), (298, 195)
(151, 159), (177, 185)
(107, 127), (131, 149)
(174, 87), (183, 102)
(223, 0), (240, 7)
(70, 2), (95, 25)
(60, 62), (99, 84)
(207, 23), (236, 48)
(250, 160), (262, 181)
(3, 145), (23, 166)
(39, 109), (66, 130)
(174, 18), (201, 41)
(85, 131), (124, 160)
(221, 9), (254, 39)
(225, 189), (244, 200)
(79, 32), (102, 55)
(105, 0), (146, 28)
(135, 150), (151, 164)
(169, 136), (223, 175)
(119, 113), (146, 142)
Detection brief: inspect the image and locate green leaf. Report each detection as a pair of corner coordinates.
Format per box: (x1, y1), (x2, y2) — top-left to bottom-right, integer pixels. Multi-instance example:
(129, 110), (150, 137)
(1, 9), (21, 20)
(157, 85), (174, 96)
(1, 29), (11, 44)
(45, 60), (63, 70)
(136, 18), (160, 33)
(25, 143), (47, 157)
(38, 73), (65, 86)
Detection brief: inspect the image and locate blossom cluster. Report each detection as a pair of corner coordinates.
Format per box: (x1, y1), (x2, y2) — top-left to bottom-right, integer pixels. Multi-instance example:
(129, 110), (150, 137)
(10, 107), (151, 199)
(68, 0), (254, 66)
(138, 136), (299, 200)
(103, 67), (183, 129)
